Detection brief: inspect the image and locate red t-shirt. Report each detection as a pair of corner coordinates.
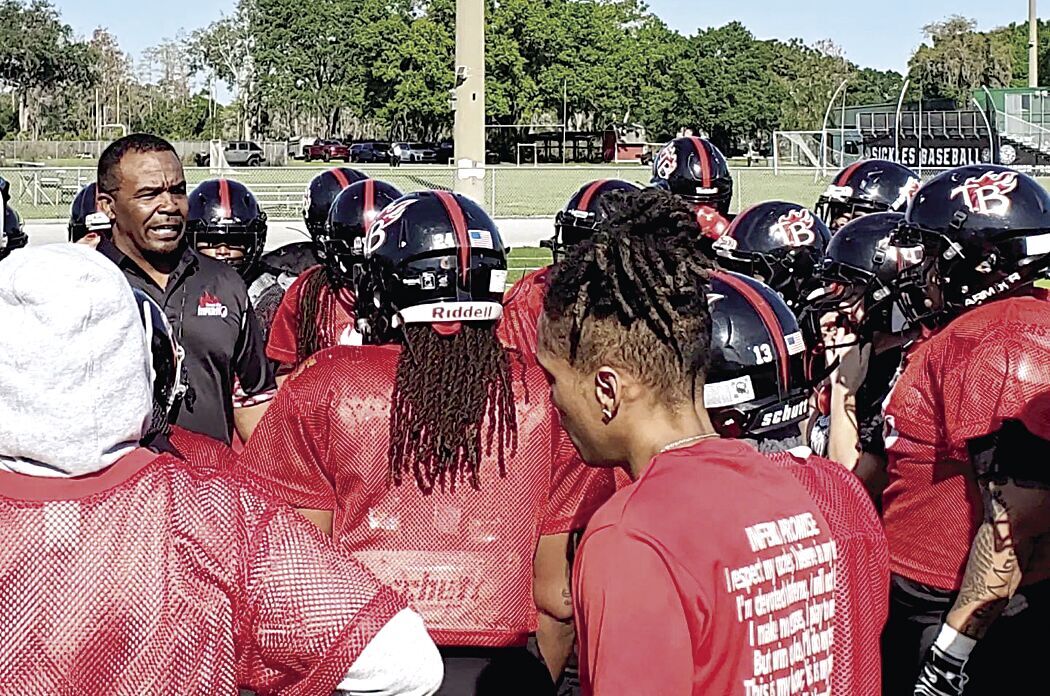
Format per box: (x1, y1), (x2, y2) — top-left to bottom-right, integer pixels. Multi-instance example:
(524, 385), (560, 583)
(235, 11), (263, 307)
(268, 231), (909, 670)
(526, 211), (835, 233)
(573, 439), (837, 696)
(0, 449), (403, 695)
(883, 293), (1050, 590)
(169, 425), (238, 469)
(766, 448), (889, 696)
(239, 344), (615, 647)
(497, 266), (549, 359)
(266, 265), (357, 366)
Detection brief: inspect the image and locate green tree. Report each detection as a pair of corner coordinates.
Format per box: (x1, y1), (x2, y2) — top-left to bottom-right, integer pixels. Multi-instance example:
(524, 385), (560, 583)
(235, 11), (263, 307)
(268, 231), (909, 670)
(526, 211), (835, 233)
(987, 19), (1050, 87)
(909, 16), (1013, 103)
(188, 0), (258, 139)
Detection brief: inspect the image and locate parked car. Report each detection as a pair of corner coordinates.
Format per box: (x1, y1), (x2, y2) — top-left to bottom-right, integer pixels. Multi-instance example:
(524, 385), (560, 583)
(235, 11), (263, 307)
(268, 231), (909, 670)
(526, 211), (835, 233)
(304, 139), (351, 163)
(349, 141), (390, 163)
(194, 141), (266, 167)
(408, 143), (438, 163)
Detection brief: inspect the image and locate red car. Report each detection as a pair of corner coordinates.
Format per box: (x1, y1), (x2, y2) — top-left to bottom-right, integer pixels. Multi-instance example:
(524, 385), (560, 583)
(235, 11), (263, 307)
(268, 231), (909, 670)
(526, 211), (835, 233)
(304, 139), (351, 163)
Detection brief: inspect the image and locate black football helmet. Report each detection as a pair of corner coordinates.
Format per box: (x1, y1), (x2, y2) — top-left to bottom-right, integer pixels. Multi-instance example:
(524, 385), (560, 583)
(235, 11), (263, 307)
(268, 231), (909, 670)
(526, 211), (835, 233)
(320, 179), (404, 287)
(357, 190), (508, 342)
(705, 271), (810, 439)
(187, 178), (268, 276)
(650, 137), (733, 215)
(891, 165), (1050, 326)
(0, 178), (27, 262)
(800, 212), (923, 347)
(131, 288), (185, 441)
(543, 179), (640, 261)
(303, 167), (368, 239)
(712, 201), (831, 311)
(68, 183), (112, 242)
(815, 159), (920, 231)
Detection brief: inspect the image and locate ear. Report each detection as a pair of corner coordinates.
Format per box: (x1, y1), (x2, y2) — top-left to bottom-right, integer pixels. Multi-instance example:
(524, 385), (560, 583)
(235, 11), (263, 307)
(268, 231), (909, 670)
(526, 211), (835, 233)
(96, 189), (117, 222)
(594, 366), (621, 423)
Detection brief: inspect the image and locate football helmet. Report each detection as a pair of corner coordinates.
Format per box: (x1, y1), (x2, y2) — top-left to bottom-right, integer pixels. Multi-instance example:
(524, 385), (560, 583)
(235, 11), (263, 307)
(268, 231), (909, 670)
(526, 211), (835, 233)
(800, 212), (923, 347)
(357, 190), (508, 342)
(650, 137), (733, 215)
(187, 178), (268, 276)
(543, 179), (640, 261)
(815, 159), (920, 231)
(68, 183), (112, 242)
(303, 167), (368, 239)
(705, 271), (810, 438)
(712, 201), (831, 311)
(321, 179), (404, 287)
(891, 165), (1050, 326)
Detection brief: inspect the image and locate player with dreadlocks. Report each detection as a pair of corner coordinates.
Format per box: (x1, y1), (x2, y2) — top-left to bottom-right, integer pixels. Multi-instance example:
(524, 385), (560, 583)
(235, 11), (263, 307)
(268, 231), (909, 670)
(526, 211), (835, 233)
(266, 179), (403, 373)
(240, 190), (615, 694)
(536, 187), (842, 695)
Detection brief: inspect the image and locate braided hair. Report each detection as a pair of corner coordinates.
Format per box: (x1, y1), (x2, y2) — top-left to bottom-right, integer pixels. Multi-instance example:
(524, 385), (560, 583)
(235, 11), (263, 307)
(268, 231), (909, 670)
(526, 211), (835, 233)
(541, 188), (714, 405)
(296, 268), (339, 364)
(357, 263), (518, 493)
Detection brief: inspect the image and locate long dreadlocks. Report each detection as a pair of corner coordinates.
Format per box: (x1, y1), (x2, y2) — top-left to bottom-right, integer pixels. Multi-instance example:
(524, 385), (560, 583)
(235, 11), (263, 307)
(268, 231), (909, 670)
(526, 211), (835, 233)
(296, 268), (340, 364)
(541, 187), (714, 405)
(387, 324), (517, 493)
(355, 260), (518, 493)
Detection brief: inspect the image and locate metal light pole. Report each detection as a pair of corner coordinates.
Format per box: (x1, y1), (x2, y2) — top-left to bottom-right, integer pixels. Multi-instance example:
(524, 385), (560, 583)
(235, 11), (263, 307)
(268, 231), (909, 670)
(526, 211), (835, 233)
(1030, 0), (1039, 88)
(453, 0), (486, 202)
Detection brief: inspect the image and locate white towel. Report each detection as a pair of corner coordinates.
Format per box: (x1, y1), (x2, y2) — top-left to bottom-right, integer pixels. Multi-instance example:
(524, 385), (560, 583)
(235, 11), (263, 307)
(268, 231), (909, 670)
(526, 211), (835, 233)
(0, 244), (151, 477)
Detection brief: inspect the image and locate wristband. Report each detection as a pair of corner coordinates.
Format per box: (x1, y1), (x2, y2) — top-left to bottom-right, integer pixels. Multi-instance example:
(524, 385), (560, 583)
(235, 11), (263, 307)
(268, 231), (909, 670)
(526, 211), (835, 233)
(934, 624), (977, 662)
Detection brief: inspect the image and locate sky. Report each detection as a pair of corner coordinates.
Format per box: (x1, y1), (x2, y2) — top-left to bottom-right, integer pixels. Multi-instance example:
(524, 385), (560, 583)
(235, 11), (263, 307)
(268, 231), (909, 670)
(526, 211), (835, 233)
(51, 0), (1040, 76)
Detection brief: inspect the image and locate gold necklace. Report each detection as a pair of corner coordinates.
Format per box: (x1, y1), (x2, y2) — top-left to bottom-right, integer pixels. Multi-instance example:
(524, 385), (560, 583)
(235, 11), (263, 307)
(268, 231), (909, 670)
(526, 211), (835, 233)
(659, 432), (719, 454)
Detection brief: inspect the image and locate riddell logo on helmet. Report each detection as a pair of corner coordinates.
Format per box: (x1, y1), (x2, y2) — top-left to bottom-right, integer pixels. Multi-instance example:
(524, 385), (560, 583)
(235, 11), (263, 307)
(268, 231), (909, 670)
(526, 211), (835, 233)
(772, 209), (817, 246)
(430, 304), (498, 320)
(950, 171), (1018, 215)
(197, 291), (228, 318)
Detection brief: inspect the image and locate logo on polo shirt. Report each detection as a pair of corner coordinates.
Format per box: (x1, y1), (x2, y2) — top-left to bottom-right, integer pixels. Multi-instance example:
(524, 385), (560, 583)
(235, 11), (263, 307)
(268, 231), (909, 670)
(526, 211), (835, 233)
(197, 290), (229, 318)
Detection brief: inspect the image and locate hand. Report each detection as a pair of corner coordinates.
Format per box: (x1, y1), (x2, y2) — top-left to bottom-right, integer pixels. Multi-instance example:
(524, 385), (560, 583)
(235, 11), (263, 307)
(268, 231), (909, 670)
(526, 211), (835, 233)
(914, 645), (969, 696)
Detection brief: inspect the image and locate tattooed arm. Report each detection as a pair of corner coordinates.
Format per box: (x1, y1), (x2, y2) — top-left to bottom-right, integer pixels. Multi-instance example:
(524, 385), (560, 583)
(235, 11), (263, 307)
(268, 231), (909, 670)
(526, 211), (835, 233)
(946, 422), (1050, 639)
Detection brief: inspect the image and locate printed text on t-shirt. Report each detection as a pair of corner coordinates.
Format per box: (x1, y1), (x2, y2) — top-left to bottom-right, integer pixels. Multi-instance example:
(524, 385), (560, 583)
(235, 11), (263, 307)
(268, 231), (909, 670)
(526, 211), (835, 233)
(725, 512), (837, 696)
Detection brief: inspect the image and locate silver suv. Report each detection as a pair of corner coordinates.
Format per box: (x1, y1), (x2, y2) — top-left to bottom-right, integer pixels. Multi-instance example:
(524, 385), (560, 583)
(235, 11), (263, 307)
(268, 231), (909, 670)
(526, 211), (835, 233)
(194, 141), (266, 167)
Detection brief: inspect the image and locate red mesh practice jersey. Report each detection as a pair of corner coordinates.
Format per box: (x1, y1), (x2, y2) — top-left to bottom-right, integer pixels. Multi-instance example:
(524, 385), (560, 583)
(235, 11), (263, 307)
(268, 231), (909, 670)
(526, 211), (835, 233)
(239, 343), (616, 647)
(266, 265), (358, 366)
(169, 425), (238, 469)
(573, 439), (838, 696)
(883, 293), (1050, 590)
(497, 266), (550, 359)
(0, 449), (404, 695)
(766, 449), (889, 696)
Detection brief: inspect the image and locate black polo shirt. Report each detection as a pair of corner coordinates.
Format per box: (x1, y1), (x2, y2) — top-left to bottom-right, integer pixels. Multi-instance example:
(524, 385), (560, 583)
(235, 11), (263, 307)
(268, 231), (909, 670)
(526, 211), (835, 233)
(97, 236), (275, 443)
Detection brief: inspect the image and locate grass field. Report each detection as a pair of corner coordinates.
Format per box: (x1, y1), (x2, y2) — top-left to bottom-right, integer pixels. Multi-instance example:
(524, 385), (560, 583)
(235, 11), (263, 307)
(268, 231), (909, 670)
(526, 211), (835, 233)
(1, 163), (847, 221)
(508, 246), (552, 282)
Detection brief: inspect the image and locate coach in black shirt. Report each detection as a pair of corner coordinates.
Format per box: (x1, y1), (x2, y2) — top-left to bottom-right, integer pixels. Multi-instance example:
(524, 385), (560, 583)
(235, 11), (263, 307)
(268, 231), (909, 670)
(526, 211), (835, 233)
(94, 134), (275, 444)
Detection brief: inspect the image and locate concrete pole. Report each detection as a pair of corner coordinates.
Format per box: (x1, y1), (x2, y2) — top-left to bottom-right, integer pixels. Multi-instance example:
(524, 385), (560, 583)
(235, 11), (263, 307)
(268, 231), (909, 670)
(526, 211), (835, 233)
(453, 0), (486, 202)
(1030, 0), (1039, 88)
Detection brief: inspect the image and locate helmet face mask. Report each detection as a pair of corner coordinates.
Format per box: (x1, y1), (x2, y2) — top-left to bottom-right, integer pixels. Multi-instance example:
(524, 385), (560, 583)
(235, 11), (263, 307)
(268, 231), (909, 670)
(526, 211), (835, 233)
(187, 179), (268, 277)
(889, 165), (1050, 327)
(544, 179), (641, 261)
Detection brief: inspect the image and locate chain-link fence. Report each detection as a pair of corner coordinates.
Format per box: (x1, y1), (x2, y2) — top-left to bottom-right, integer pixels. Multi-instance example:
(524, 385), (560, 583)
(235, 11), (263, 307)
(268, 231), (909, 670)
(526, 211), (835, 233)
(0, 140), (289, 166)
(6, 164), (1037, 223)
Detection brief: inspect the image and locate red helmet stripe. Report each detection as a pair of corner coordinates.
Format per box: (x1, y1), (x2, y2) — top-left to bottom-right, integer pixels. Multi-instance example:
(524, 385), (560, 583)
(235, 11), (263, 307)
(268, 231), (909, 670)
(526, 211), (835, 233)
(577, 179), (609, 212)
(713, 271), (790, 393)
(688, 137), (712, 188)
(836, 160), (865, 187)
(363, 179), (376, 228)
(218, 178), (232, 219)
(330, 168), (351, 189)
(434, 190), (471, 285)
